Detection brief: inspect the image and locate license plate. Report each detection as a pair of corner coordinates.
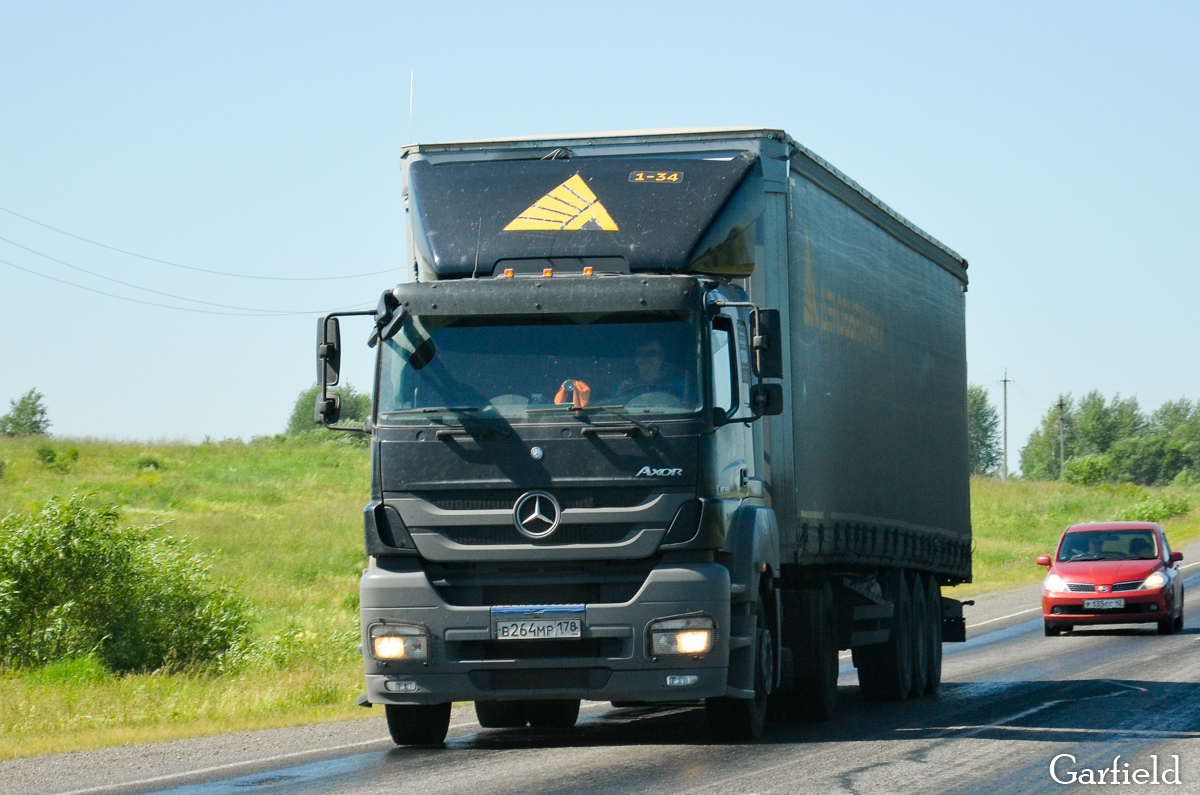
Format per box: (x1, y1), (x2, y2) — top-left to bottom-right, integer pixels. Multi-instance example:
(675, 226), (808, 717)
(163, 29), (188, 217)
(1083, 598), (1125, 609)
(491, 605), (584, 640)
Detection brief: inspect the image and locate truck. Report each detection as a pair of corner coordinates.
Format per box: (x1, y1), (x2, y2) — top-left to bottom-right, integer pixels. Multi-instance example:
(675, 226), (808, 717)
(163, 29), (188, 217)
(314, 127), (973, 745)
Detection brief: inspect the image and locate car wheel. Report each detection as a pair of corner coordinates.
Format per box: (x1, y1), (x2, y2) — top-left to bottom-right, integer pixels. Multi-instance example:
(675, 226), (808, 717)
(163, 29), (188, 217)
(1044, 621), (1061, 637)
(1174, 591), (1185, 632)
(1157, 615), (1174, 635)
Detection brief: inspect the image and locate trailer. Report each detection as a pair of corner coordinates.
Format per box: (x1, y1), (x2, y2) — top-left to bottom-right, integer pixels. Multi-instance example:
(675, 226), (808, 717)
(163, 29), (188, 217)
(314, 128), (972, 744)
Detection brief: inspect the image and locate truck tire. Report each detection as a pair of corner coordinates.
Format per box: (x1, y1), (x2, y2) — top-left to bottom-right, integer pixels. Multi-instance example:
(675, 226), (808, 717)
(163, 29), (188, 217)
(384, 703), (451, 746)
(854, 570), (912, 702)
(474, 700), (528, 728)
(525, 699), (580, 729)
(910, 574), (929, 698)
(782, 583), (838, 722)
(706, 603), (772, 741)
(925, 575), (943, 695)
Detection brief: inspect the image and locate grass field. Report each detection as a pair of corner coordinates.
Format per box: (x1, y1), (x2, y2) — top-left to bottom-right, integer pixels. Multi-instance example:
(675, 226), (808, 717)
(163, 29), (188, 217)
(0, 436), (1196, 759)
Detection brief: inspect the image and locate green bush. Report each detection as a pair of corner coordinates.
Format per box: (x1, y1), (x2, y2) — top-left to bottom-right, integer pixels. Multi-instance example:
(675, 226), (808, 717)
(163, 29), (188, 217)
(0, 494), (250, 672)
(1063, 454), (1112, 486)
(1110, 493), (1190, 523)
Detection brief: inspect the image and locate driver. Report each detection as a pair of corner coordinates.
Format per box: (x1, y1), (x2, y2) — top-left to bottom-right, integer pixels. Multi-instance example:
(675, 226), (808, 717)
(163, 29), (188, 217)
(610, 339), (684, 402)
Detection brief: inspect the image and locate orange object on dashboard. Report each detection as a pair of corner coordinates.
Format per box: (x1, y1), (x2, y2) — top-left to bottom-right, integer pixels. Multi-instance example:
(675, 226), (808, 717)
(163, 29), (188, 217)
(553, 379), (591, 408)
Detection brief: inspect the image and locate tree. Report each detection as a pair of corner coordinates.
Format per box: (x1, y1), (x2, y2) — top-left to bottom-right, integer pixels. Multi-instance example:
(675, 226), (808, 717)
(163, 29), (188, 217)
(1, 389), (50, 437)
(967, 385), (1001, 475)
(286, 383), (371, 437)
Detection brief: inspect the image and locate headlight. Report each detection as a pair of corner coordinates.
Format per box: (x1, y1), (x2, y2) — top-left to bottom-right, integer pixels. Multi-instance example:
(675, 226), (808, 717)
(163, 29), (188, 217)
(1142, 571), (1168, 590)
(369, 622), (429, 661)
(1044, 573), (1069, 593)
(648, 615), (715, 657)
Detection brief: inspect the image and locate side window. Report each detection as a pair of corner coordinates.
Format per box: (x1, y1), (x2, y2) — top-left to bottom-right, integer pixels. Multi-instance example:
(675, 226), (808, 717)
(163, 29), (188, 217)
(710, 315), (738, 414)
(1161, 531), (1171, 561)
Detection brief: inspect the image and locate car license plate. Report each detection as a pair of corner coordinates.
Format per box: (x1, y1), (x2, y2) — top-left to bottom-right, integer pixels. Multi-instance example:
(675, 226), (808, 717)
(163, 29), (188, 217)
(1083, 598), (1125, 610)
(491, 605), (584, 640)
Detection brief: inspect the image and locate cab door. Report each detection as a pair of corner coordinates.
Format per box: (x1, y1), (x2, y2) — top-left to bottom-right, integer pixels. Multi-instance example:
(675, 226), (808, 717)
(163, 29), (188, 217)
(709, 306), (755, 499)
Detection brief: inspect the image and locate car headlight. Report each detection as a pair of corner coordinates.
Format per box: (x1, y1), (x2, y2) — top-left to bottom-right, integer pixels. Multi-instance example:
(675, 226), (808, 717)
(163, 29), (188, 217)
(369, 622), (429, 661)
(1044, 573), (1069, 593)
(647, 615), (715, 657)
(1141, 571), (1168, 590)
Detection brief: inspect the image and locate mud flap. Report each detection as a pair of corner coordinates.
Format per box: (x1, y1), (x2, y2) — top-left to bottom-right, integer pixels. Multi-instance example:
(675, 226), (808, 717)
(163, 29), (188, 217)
(941, 597), (971, 642)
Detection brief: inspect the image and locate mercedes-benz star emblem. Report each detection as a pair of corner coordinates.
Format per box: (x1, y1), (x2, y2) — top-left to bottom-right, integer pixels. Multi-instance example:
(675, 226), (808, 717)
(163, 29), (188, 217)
(513, 491), (560, 539)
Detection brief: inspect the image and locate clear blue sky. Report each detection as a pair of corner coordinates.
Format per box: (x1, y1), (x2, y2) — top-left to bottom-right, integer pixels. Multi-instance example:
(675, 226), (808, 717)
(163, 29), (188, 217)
(2, 2), (1197, 465)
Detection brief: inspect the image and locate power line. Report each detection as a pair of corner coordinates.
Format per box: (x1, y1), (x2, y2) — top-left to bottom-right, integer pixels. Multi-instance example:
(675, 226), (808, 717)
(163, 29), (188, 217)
(1, 257), (369, 317)
(0, 204), (399, 282)
(0, 235), (312, 314)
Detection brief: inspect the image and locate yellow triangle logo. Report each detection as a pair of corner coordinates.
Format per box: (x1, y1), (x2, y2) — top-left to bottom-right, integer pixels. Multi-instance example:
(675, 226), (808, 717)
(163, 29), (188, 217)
(503, 174), (619, 231)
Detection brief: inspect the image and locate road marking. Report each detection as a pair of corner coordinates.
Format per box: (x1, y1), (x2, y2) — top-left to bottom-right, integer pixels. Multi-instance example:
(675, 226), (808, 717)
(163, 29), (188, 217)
(966, 606), (1041, 628)
(53, 702), (616, 795)
(898, 724), (1200, 738)
(53, 719), (476, 795)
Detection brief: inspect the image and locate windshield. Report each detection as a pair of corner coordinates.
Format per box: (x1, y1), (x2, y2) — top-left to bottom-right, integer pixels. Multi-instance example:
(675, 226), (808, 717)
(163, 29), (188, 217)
(1057, 530), (1160, 562)
(377, 310), (703, 423)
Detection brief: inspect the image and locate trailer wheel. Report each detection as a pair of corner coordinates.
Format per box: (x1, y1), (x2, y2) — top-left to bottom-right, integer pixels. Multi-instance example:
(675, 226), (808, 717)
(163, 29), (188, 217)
(783, 583), (838, 721)
(474, 700), (528, 728)
(910, 574), (929, 697)
(706, 602), (772, 741)
(384, 703), (451, 746)
(854, 570), (912, 702)
(525, 699), (580, 729)
(925, 576), (943, 695)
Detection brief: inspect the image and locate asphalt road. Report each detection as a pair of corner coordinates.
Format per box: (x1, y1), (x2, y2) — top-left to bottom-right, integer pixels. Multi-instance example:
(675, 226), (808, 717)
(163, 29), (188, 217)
(8, 559), (1200, 795)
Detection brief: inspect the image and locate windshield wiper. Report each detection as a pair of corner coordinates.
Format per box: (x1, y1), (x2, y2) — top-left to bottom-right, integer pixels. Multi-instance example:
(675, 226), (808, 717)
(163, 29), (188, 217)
(380, 406), (482, 416)
(1065, 554), (1105, 561)
(524, 403), (659, 436)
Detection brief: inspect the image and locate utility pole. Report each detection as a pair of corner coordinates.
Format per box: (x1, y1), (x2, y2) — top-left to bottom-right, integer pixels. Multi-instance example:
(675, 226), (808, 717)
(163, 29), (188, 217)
(999, 370), (1012, 480)
(1057, 397), (1067, 478)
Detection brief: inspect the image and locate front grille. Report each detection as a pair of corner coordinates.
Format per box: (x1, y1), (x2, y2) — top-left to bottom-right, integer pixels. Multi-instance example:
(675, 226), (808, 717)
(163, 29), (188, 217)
(425, 559), (655, 607)
(418, 488), (654, 511)
(440, 524), (635, 546)
(1111, 581), (1143, 592)
(1067, 583), (1096, 593)
(469, 667), (612, 691)
(450, 639), (626, 661)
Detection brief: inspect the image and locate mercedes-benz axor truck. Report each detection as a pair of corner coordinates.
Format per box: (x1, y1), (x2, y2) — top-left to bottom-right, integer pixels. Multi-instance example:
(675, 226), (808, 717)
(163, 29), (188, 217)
(314, 128), (973, 745)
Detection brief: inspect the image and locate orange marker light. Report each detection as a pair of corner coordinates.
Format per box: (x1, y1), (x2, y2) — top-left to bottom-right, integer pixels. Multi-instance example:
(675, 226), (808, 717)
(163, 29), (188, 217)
(582, 267), (594, 276)
(503, 268), (514, 278)
(543, 268), (553, 277)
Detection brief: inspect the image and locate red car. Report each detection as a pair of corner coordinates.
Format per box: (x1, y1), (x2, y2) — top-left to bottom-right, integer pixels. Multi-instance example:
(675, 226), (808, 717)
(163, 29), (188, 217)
(1038, 521), (1184, 636)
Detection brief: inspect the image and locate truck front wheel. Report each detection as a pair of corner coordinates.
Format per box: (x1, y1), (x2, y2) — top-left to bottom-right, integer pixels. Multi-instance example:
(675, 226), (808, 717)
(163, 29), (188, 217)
(384, 703), (451, 746)
(706, 603), (772, 741)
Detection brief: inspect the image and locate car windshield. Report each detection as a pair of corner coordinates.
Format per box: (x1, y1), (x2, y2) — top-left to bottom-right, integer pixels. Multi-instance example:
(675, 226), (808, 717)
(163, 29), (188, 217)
(377, 310), (703, 423)
(1057, 530), (1160, 562)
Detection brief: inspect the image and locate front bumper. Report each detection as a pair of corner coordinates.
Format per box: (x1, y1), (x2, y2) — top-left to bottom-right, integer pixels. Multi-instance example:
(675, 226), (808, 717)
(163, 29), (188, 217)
(1042, 589), (1172, 626)
(360, 560), (731, 705)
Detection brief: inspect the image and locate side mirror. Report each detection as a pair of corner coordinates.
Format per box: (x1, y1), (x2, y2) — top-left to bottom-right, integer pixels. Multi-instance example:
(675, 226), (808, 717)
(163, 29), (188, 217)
(316, 316), (341, 387)
(1036, 555), (1051, 567)
(712, 407), (728, 427)
(752, 309), (783, 379)
(1170, 551), (1184, 565)
(314, 391), (341, 424)
(751, 383), (784, 417)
